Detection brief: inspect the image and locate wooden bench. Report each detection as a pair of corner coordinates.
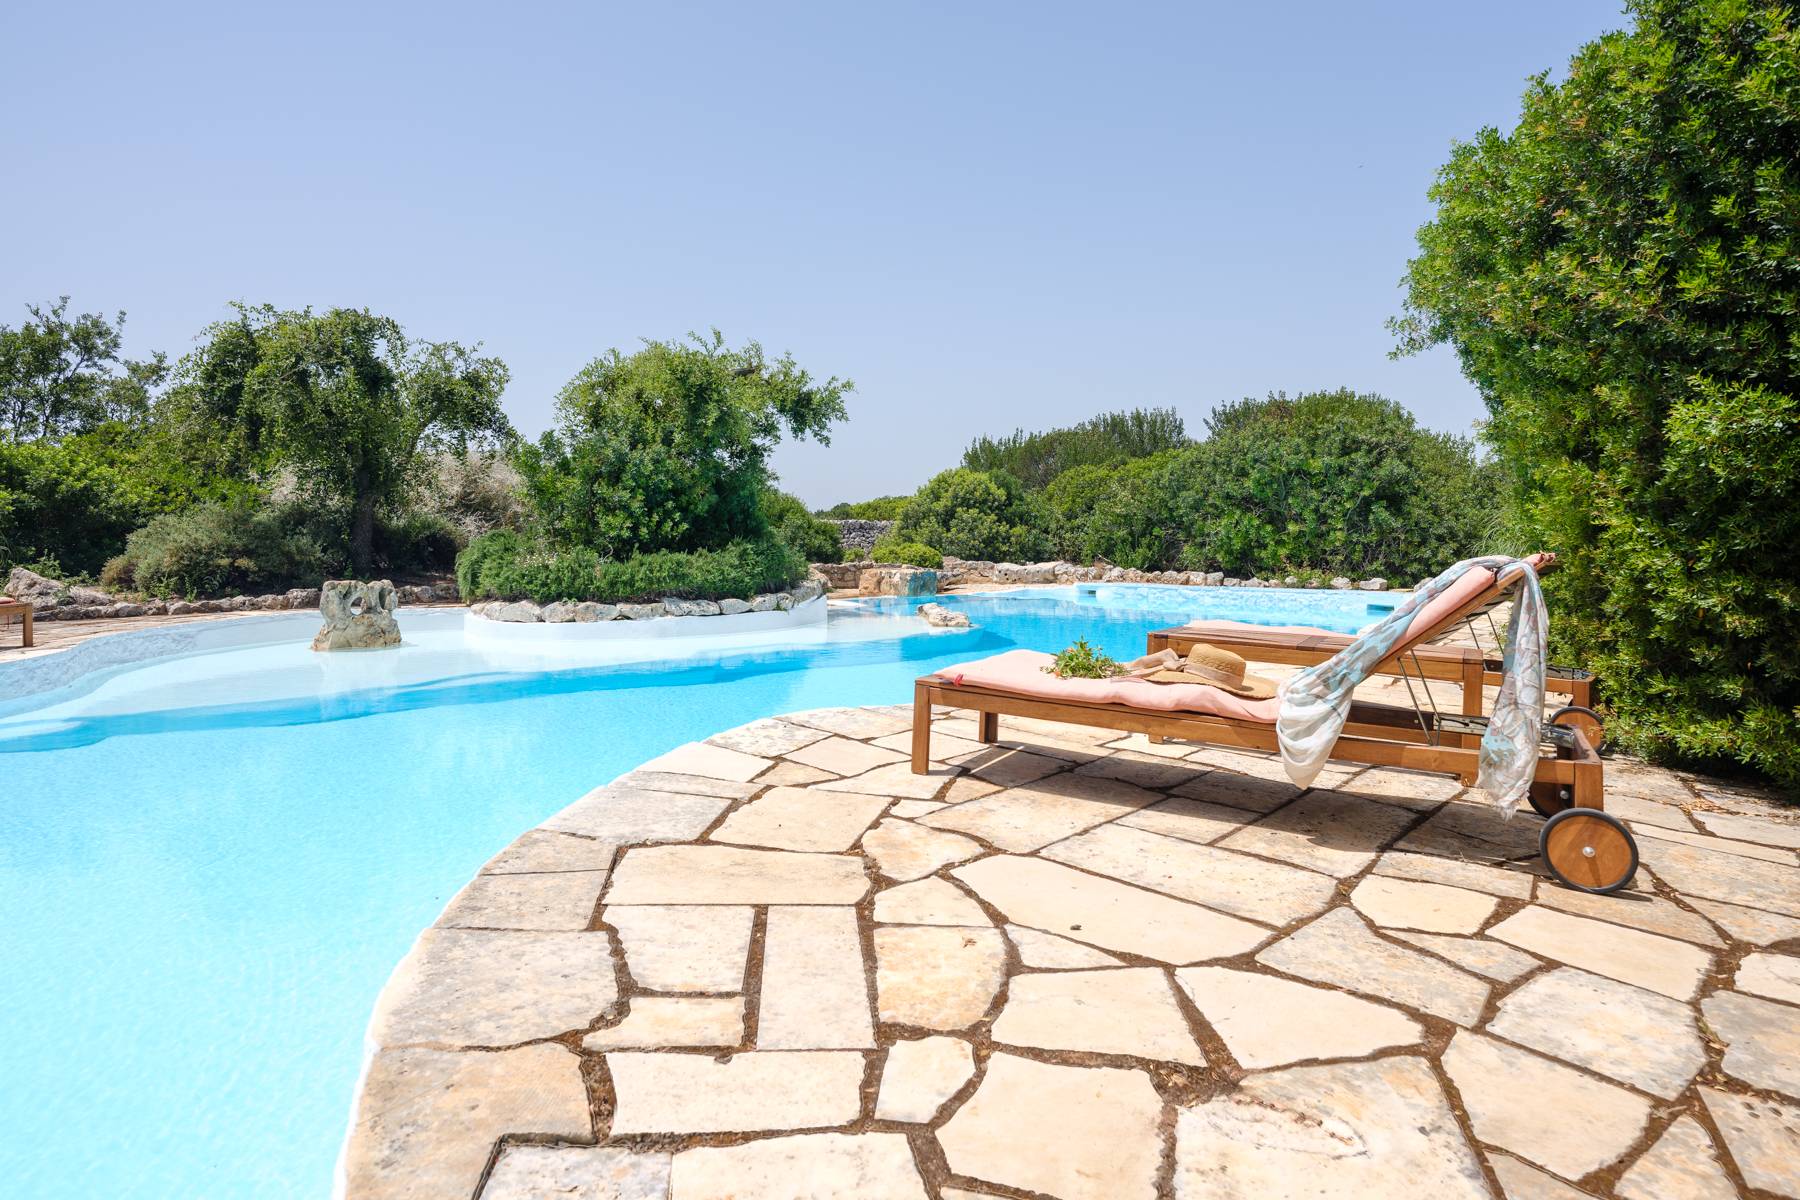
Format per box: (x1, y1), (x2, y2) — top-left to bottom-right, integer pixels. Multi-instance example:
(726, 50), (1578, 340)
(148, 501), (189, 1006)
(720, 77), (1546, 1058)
(0, 597), (33, 649)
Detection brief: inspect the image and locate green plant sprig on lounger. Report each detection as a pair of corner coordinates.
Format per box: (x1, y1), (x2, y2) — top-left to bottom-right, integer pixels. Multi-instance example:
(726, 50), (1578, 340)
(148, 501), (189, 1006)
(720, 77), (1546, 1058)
(1043, 638), (1120, 679)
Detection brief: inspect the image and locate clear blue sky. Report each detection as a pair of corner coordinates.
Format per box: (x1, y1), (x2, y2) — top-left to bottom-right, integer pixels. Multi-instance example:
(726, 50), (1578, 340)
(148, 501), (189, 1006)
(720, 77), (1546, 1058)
(4, 0), (1627, 507)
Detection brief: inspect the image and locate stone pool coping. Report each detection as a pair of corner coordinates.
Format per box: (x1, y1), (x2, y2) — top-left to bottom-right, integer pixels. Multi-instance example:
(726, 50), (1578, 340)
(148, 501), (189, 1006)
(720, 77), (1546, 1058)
(340, 703), (1800, 1200)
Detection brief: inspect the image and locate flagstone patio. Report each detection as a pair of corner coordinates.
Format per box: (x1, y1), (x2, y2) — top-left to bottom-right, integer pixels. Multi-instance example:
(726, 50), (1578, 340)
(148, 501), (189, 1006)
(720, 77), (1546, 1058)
(342, 705), (1800, 1200)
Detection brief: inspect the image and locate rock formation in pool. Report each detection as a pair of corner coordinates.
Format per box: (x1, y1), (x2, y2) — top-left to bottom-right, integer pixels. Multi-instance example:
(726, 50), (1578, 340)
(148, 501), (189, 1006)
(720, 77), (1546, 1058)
(312, 579), (402, 651)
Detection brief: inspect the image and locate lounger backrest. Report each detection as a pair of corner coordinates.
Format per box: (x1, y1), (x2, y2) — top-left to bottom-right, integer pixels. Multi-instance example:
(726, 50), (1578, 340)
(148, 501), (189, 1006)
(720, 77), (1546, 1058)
(1394, 552), (1554, 656)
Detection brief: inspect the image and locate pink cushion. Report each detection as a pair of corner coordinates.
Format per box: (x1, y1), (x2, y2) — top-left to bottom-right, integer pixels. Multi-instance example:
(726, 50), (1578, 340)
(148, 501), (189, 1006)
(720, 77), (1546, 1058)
(933, 649), (1281, 724)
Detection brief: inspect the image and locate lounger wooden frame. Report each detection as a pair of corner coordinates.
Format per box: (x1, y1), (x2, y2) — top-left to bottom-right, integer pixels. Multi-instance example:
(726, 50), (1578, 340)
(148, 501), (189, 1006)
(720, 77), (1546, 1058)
(1145, 624), (1594, 714)
(910, 675), (1604, 808)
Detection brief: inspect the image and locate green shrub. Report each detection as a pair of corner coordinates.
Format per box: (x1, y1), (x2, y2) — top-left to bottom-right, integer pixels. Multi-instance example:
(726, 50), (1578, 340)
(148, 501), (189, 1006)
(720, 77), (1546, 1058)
(373, 510), (461, 577)
(1394, 0), (1800, 785)
(515, 333), (848, 558)
(868, 538), (942, 568)
(762, 489), (843, 562)
(1040, 394), (1495, 578)
(892, 468), (1049, 562)
(821, 495), (910, 520)
(457, 531), (807, 604)
(0, 429), (233, 577)
(117, 501), (333, 597)
(963, 408), (1189, 490)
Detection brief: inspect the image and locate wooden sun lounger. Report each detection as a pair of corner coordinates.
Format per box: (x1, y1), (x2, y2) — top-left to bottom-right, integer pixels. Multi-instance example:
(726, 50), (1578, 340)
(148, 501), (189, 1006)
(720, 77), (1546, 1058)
(1144, 553), (1601, 743)
(910, 674), (1636, 893)
(0, 597), (32, 649)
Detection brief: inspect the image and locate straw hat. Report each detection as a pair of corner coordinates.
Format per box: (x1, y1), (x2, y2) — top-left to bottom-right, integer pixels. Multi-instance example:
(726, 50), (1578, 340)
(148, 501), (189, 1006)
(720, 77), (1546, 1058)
(1148, 643), (1277, 698)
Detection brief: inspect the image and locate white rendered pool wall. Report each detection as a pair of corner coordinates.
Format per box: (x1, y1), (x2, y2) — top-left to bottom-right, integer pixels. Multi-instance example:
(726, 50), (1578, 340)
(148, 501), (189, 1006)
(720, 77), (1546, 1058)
(0, 598), (828, 717)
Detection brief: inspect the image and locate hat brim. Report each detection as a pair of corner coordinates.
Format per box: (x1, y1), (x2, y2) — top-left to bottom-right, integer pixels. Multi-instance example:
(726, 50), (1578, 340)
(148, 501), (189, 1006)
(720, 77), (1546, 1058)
(1144, 668), (1277, 699)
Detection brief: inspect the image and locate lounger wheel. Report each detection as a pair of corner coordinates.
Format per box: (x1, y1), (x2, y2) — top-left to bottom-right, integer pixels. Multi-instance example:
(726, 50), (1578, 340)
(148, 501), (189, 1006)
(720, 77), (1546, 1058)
(1528, 780), (1574, 819)
(1549, 705), (1606, 754)
(1540, 808), (1638, 895)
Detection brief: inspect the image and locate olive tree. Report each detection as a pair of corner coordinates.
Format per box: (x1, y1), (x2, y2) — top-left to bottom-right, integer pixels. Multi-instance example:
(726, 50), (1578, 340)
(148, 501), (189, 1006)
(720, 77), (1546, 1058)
(167, 305), (511, 574)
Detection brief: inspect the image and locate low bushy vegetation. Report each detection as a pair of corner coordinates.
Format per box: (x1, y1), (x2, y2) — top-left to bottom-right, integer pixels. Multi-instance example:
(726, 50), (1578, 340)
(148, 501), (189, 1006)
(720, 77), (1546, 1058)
(456, 530), (806, 604)
(1010, 392), (1492, 579)
(107, 502), (333, 597)
(820, 495), (909, 520)
(891, 468), (1050, 562)
(962, 407), (1188, 490)
(763, 489), (843, 563)
(867, 538), (942, 568)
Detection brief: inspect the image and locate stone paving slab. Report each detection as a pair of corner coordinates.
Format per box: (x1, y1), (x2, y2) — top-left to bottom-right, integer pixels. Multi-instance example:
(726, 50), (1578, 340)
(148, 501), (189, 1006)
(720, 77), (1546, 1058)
(371, 928), (618, 1047)
(1488, 905), (1713, 1000)
(604, 845), (869, 905)
(1174, 1056), (1489, 1199)
(347, 704), (1800, 1200)
(608, 1050), (867, 1134)
(954, 854), (1269, 962)
(1174, 965), (1422, 1068)
(671, 1133), (928, 1199)
(938, 1053), (1163, 1200)
(436, 869), (607, 931)
(874, 925), (1008, 1030)
(1443, 1031), (1652, 1180)
(347, 1044), (591, 1200)
(1486, 967), (1705, 1098)
(992, 967), (1204, 1063)
(1044, 820), (1337, 926)
(604, 904), (754, 992)
(480, 1145), (670, 1199)
(758, 906), (874, 1049)
(1257, 907), (1490, 1025)
(708, 785), (889, 852)
(1703, 1088), (1800, 1197)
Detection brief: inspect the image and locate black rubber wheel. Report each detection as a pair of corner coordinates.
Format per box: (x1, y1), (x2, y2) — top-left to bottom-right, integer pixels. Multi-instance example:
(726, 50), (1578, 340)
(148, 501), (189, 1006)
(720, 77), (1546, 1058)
(1540, 808), (1638, 895)
(1549, 704), (1607, 754)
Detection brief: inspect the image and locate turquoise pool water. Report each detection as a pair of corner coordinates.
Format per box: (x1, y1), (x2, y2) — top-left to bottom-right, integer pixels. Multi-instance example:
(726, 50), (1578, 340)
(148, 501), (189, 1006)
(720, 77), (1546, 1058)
(0, 586), (1387, 1199)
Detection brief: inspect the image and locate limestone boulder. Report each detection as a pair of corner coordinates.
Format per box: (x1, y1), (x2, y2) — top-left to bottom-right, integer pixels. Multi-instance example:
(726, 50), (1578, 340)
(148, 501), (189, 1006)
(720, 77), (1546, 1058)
(540, 600), (579, 622)
(494, 600), (542, 623)
(573, 601), (618, 622)
(860, 567), (939, 597)
(312, 579), (402, 651)
(917, 602), (970, 628)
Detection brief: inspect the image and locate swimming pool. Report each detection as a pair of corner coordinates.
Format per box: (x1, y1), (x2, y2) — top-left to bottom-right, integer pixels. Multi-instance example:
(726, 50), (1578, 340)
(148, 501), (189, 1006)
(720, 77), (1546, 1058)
(0, 585), (1388, 1199)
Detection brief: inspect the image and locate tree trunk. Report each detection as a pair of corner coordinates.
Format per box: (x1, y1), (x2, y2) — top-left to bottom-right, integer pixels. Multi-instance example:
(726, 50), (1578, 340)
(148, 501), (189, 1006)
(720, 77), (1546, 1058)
(351, 489), (376, 578)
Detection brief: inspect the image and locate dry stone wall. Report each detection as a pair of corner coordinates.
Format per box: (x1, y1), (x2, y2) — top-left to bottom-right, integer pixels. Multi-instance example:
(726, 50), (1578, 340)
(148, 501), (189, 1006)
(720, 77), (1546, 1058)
(812, 558), (1395, 592)
(2, 566), (456, 622)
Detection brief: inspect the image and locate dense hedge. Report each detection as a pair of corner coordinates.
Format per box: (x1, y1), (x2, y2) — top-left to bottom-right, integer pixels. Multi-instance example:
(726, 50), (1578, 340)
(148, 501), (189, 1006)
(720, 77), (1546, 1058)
(1396, 0), (1800, 786)
(456, 531), (807, 604)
